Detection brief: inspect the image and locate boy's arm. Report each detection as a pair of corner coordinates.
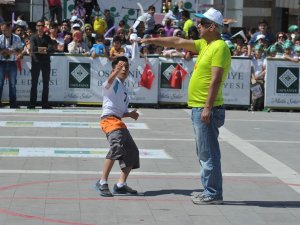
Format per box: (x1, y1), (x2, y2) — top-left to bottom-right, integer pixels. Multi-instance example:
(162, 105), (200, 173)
(123, 109), (139, 120)
(104, 61), (126, 89)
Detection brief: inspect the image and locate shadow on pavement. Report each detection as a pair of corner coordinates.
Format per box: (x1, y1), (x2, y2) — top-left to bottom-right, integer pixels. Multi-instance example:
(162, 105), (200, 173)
(223, 201), (300, 208)
(143, 189), (203, 196)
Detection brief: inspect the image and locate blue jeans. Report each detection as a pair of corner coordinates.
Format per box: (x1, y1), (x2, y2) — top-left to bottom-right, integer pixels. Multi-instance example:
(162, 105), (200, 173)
(0, 61), (17, 106)
(191, 106), (225, 199)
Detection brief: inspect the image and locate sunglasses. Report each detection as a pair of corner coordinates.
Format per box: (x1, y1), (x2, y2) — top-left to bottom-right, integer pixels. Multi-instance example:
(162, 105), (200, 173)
(198, 19), (213, 26)
(85, 28), (91, 31)
(36, 24), (44, 27)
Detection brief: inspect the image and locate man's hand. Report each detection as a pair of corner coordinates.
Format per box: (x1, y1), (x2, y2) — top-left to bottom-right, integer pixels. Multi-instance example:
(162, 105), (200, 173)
(201, 107), (212, 124)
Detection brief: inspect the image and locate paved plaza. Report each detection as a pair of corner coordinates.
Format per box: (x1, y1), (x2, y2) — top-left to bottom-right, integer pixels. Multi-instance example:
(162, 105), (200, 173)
(0, 107), (299, 225)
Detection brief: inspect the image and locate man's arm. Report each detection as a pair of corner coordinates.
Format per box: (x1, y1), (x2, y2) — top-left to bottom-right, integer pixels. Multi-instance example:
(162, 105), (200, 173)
(141, 37), (197, 53)
(201, 66), (224, 124)
(30, 35), (38, 53)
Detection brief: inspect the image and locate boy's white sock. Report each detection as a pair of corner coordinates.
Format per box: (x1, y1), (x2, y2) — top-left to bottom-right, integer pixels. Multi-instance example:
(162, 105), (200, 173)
(116, 182), (126, 188)
(100, 180), (107, 185)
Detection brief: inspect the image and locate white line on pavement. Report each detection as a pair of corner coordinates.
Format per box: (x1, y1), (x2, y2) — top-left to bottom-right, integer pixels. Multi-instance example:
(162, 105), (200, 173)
(0, 136), (299, 144)
(220, 127), (300, 194)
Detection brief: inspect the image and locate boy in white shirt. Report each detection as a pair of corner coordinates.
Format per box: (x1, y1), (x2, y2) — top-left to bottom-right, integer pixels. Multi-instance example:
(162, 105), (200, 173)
(96, 56), (140, 197)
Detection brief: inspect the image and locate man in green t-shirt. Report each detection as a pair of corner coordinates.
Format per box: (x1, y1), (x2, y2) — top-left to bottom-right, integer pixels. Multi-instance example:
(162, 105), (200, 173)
(181, 10), (194, 38)
(141, 8), (231, 204)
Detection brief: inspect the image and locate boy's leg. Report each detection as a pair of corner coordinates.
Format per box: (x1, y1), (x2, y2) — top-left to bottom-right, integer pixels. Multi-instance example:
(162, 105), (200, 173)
(118, 166), (132, 184)
(97, 158), (115, 197)
(101, 158), (115, 181)
(112, 166), (137, 195)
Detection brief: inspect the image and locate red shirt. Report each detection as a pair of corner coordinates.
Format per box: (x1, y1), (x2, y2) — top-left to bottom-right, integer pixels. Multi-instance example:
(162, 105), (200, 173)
(47, 0), (61, 7)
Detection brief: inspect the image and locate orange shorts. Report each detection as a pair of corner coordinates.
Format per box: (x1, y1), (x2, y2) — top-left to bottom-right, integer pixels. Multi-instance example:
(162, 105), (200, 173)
(99, 116), (127, 134)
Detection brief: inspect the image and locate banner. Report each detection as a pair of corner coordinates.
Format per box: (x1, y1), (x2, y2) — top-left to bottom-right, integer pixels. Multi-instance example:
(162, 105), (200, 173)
(2, 56), (159, 104)
(265, 59), (300, 108)
(223, 57), (251, 106)
(158, 57), (195, 103)
(1, 55), (256, 107)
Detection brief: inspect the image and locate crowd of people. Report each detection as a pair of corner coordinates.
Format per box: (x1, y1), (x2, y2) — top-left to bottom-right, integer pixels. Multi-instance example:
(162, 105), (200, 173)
(0, 1), (300, 110)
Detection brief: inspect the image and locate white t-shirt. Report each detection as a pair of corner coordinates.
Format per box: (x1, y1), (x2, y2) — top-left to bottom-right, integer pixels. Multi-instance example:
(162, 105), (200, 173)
(101, 77), (129, 118)
(251, 56), (265, 77)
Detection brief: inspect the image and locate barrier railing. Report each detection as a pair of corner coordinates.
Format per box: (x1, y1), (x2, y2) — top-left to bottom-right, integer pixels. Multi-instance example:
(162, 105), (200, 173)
(2, 55), (298, 109)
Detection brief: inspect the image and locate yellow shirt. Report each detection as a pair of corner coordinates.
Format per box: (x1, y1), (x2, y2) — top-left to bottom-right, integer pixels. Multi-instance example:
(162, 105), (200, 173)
(183, 19), (194, 37)
(109, 47), (125, 57)
(188, 39), (231, 107)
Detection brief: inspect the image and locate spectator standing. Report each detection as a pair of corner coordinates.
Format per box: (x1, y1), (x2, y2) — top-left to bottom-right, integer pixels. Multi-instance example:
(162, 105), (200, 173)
(143, 5), (156, 35)
(0, 22), (23, 108)
(13, 15), (28, 30)
(288, 25), (298, 42)
(104, 9), (115, 37)
(83, 23), (95, 49)
(90, 34), (106, 58)
(283, 40), (298, 62)
(141, 8), (231, 204)
(47, 0), (62, 24)
(58, 19), (72, 52)
(68, 30), (89, 54)
(250, 44), (266, 111)
(109, 36), (125, 61)
(181, 10), (193, 38)
(14, 26), (25, 46)
(163, 18), (175, 37)
(75, 0), (100, 24)
(28, 20), (55, 109)
(275, 32), (287, 45)
(115, 28), (128, 45)
(248, 19), (275, 55)
(49, 22), (64, 52)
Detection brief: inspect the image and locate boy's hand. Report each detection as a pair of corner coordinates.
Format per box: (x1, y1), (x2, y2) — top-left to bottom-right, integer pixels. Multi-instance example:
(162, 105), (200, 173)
(114, 61), (126, 74)
(130, 109), (139, 120)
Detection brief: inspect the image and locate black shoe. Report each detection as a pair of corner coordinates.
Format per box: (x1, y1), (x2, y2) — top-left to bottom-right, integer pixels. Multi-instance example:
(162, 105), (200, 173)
(112, 184), (138, 195)
(96, 180), (113, 197)
(27, 105), (35, 109)
(42, 105), (53, 109)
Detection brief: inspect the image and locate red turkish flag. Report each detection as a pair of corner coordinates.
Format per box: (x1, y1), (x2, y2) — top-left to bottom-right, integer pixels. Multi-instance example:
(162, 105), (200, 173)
(140, 64), (155, 90)
(169, 64), (188, 89)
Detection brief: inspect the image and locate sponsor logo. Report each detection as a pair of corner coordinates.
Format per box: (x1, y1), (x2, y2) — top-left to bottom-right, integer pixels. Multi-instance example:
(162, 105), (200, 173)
(277, 67), (299, 93)
(69, 63), (90, 88)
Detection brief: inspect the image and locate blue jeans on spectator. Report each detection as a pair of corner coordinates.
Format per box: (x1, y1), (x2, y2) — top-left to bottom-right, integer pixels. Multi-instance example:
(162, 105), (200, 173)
(0, 61), (17, 106)
(191, 106), (225, 199)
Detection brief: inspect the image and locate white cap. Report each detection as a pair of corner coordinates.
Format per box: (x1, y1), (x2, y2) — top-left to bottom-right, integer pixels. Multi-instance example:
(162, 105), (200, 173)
(70, 15), (78, 22)
(72, 23), (81, 28)
(255, 34), (266, 42)
(194, 8), (224, 26)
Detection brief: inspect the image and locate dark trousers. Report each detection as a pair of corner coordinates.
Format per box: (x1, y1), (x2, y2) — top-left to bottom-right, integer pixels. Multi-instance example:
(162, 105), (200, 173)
(0, 61), (17, 106)
(29, 62), (50, 107)
(49, 5), (62, 24)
